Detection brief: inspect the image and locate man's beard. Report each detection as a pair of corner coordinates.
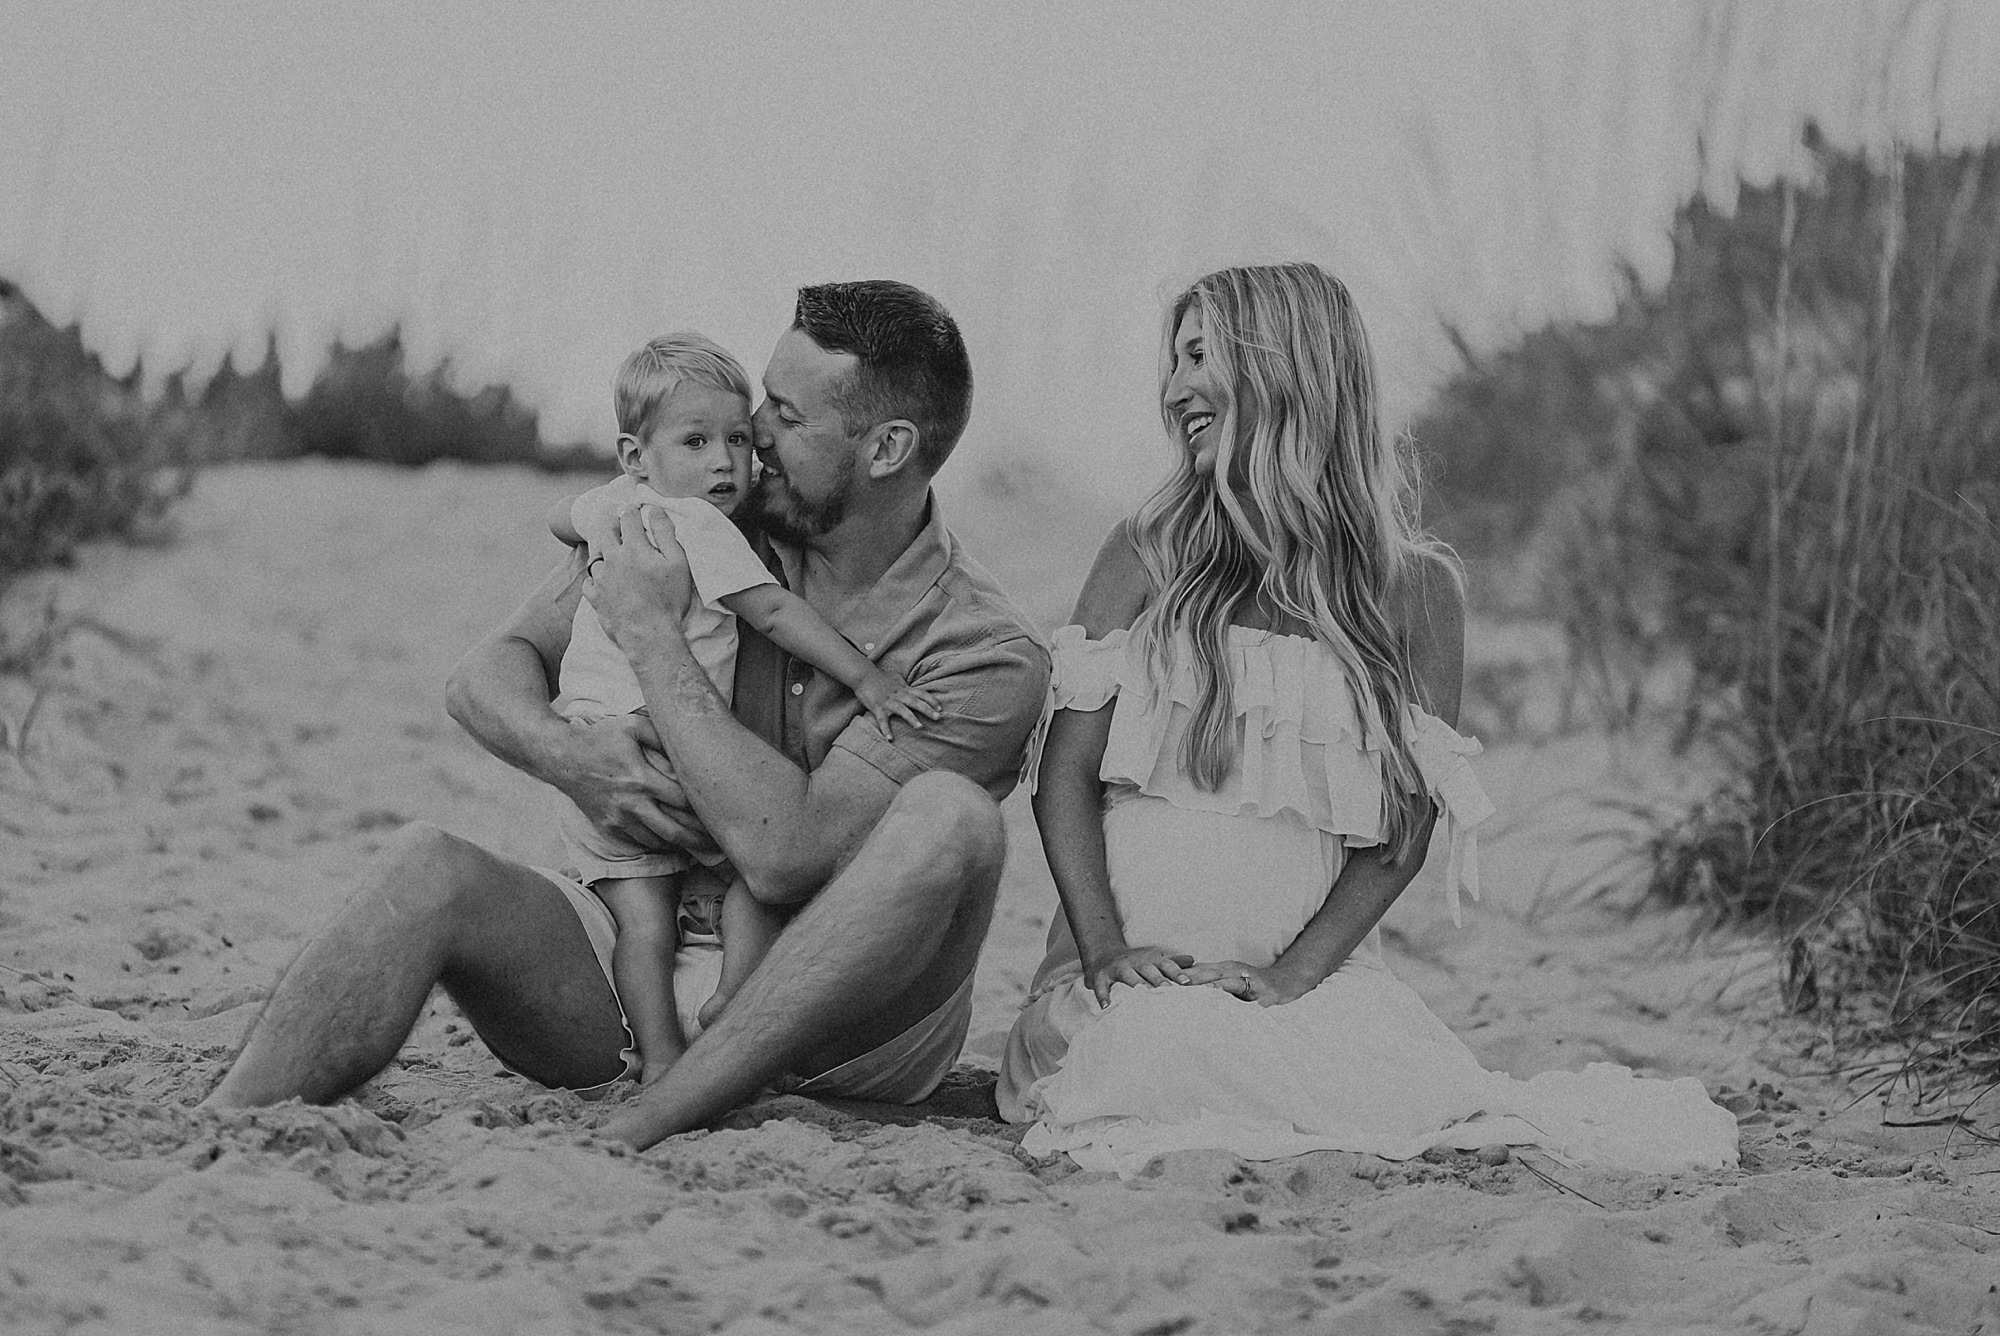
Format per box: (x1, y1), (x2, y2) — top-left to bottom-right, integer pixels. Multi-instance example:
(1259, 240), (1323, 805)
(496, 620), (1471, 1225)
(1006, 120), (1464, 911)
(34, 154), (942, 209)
(748, 454), (854, 544)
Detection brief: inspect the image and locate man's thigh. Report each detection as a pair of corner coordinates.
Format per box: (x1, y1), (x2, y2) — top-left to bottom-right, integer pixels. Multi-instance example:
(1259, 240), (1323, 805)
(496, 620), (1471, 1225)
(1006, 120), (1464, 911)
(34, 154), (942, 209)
(428, 837), (631, 1090)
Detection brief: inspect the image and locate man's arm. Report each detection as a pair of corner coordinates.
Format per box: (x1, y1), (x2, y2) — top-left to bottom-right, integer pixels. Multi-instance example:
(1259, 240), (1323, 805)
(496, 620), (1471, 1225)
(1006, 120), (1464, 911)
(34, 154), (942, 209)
(585, 510), (905, 902)
(444, 550), (704, 851)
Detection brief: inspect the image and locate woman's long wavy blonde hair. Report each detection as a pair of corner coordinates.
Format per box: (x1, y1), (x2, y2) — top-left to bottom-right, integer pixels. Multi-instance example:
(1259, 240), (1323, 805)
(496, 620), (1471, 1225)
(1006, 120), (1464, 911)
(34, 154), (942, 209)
(1129, 262), (1460, 864)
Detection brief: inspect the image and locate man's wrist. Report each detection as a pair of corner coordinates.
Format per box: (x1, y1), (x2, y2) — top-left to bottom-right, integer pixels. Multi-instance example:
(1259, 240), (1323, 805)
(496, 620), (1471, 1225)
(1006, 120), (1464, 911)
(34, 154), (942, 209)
(605, 608), (688, 660)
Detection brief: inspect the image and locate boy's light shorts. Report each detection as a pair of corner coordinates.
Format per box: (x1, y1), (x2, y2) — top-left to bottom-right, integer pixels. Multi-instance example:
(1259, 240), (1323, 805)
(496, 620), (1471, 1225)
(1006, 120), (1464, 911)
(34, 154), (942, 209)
(534, 867), (971, 1103)
(558, 801), (717, 887)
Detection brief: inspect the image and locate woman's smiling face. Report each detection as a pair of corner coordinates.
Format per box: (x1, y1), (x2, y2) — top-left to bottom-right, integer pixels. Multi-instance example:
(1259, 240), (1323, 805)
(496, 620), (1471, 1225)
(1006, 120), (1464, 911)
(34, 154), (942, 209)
(1164, 305), (1226, 476)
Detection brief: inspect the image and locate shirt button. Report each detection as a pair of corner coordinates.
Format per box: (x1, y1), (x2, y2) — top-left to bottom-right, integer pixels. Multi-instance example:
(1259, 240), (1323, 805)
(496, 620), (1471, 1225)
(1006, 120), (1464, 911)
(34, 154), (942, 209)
(863, 642), (875, 653)
(790, 683), (804, 696)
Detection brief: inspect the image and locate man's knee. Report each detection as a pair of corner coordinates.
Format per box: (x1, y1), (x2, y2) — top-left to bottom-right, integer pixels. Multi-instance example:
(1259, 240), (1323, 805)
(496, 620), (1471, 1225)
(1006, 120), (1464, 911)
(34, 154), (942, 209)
(886, 772), (1005, 882)
(375, 820), (493, 917)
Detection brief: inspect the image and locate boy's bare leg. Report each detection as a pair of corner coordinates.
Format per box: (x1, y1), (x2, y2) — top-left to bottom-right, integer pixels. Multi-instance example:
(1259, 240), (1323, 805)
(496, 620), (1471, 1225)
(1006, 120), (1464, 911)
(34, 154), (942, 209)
(696, 878), (786, 1030)
(204, 822), (630, 1107)
(598, 772), (1004, 1149)
(593, 873), (685, 1083)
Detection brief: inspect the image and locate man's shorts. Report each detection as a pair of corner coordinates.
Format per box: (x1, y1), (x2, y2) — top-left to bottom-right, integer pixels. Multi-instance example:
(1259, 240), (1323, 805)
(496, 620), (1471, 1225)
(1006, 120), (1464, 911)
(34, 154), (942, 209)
(535, 867), (972, 1103)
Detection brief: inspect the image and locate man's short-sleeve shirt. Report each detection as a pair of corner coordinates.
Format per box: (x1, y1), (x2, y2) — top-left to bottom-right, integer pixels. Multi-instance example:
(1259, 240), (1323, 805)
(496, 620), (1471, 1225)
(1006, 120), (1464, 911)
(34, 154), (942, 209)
(731, 496), (1049, 802)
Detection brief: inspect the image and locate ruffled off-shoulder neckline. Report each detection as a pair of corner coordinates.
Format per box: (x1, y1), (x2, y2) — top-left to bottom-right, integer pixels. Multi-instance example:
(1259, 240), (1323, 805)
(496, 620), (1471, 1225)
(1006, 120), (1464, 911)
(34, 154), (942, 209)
(1025, 623), (1496, 926)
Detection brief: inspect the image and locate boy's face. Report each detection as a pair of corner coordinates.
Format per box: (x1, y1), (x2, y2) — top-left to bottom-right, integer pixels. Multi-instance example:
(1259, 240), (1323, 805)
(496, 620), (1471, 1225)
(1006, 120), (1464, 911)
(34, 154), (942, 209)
(619, 383), (755, 515)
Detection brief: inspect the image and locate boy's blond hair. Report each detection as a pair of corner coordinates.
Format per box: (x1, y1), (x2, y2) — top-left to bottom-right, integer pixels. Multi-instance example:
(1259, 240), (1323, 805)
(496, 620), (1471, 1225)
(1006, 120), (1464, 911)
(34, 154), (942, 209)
(614, 332), (753, 442)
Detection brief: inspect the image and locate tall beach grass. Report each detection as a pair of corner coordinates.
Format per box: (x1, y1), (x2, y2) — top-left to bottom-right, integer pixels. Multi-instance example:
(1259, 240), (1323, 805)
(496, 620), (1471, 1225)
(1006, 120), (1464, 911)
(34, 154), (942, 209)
(0, 283), (598, 596)
(0, 282), (195, 584)
(1423, 133), (2000, 1100)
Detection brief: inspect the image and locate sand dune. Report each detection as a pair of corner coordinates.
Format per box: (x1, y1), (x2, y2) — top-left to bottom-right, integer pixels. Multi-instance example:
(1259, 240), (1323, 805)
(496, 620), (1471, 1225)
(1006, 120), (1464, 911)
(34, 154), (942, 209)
(2, 461), (1995, 1335)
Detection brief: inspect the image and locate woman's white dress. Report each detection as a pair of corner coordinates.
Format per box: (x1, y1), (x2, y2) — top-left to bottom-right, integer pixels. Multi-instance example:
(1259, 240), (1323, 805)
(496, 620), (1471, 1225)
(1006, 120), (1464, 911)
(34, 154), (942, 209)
(996, 625), (1738, 1176)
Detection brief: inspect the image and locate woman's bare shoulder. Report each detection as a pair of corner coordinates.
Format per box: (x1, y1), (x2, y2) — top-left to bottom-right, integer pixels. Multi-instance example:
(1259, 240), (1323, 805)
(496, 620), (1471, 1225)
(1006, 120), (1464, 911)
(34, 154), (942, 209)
(1070, 519), (1153, 637)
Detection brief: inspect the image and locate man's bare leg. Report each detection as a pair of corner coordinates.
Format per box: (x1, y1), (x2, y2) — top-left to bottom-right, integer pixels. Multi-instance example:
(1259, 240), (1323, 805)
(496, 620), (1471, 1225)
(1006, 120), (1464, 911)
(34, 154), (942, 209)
(204, 822), (629, 1107)
(599, 772), (1004, 1149)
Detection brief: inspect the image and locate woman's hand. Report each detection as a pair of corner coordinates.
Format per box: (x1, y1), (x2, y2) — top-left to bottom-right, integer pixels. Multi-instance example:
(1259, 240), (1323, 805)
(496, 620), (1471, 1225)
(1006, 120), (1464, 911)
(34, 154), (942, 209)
(1084, 946), (1195, 1007)
(583, 508), (694, 651)
(1181, 959), (1316, 1007)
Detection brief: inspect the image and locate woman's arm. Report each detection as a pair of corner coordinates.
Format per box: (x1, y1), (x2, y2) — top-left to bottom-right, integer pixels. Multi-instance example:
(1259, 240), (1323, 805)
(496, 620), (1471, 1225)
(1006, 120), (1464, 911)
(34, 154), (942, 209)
(1033, 522), (1189, 1005)
(1190, 554), (1468, 1004)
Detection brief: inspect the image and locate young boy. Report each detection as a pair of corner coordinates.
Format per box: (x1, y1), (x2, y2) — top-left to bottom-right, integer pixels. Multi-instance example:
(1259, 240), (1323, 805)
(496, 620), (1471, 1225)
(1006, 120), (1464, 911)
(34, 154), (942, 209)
(549, 332), (938, 1084)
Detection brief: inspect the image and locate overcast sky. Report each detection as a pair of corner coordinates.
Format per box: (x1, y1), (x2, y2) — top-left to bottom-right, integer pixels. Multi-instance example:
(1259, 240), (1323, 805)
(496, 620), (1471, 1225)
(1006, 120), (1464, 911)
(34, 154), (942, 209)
(5, 1), (1996, 507)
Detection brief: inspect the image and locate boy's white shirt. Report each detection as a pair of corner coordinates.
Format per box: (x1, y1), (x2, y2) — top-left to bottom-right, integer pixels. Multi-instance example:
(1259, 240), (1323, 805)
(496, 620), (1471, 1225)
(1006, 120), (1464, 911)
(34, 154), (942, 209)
(554, 476), (775, 719)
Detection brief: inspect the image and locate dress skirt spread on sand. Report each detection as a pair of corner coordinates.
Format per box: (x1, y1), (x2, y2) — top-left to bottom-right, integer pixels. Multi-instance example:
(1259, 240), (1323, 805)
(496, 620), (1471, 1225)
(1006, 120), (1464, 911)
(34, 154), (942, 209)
(996, 625), (1738, 1176)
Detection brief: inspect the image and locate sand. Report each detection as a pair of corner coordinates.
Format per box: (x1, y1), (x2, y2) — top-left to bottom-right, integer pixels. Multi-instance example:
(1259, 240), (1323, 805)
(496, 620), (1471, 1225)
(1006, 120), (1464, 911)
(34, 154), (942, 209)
(2, 460), (1995, 1336)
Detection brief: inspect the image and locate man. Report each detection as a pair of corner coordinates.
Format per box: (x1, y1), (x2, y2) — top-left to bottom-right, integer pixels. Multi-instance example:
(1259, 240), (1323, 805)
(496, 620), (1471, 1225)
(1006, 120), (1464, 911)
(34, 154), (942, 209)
(204, 281), (1050, 1151)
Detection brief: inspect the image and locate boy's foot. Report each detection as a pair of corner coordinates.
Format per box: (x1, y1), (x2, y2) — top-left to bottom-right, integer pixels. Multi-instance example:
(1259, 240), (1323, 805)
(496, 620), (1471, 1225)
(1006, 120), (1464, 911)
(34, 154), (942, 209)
(696, 990), (730, 1031)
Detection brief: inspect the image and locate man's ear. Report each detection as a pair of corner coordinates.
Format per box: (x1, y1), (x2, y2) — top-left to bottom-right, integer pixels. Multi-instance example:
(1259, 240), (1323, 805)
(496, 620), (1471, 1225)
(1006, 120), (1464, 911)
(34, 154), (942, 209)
(614, 433), (646, 477)
(865, 420), (921, 478)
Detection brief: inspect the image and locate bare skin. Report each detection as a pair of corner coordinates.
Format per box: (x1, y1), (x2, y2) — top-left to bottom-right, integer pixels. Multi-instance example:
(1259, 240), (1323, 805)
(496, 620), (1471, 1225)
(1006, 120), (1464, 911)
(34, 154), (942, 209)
(206, 325), (1011, 1150)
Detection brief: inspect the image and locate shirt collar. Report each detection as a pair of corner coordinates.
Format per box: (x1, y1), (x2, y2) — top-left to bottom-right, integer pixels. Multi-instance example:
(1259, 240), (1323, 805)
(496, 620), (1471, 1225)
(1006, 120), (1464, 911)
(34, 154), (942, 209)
(772, 493), (954, 655)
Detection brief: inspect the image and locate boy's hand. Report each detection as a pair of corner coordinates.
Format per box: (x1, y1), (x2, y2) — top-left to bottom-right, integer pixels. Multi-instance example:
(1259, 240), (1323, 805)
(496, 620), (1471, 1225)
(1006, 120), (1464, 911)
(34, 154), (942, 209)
(854, 668), (943, 740)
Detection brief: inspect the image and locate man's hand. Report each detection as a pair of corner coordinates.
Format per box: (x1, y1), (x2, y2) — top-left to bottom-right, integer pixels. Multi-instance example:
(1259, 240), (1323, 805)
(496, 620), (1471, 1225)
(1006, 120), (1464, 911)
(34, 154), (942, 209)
(585, 507), (695, 650)
(553, 714), (716, 856)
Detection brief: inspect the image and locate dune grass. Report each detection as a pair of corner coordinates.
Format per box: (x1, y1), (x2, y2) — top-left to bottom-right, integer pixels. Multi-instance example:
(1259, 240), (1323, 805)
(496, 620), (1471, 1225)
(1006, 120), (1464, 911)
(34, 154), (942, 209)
(0, 282), (195, 584)
(0, 283), (599, 595)
(1422, 134), (2000, 1100)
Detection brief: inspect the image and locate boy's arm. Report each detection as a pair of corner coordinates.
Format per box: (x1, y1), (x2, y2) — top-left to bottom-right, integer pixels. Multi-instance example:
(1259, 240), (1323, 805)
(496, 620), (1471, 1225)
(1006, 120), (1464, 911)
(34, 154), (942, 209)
(720, 583), (942, 735)
(547, 495), (586, 547)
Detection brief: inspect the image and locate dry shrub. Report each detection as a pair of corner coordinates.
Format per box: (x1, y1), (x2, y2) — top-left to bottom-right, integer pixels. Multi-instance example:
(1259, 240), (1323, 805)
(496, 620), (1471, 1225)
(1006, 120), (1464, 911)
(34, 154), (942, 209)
(286, 333), (597, 470)
(0, 284), (195, 582)
(0, 287), (600, 595)
(1423, 134), (2000, 1098)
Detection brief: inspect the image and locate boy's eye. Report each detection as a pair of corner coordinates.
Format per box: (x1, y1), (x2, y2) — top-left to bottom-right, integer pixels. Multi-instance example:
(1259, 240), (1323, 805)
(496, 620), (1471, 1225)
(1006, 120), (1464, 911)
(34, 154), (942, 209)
(685, 435), (706, 449)
(728, 431), (749, 445)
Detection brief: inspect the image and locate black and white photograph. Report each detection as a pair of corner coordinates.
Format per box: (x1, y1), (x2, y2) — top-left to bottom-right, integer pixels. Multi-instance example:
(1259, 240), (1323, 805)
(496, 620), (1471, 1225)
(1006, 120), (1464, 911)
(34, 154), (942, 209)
(3, 3), (1998, 1331)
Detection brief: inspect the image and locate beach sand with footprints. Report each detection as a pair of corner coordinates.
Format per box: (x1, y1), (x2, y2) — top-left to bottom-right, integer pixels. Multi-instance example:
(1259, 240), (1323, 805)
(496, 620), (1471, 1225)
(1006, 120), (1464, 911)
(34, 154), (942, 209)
(3, 461), (1996, 1334)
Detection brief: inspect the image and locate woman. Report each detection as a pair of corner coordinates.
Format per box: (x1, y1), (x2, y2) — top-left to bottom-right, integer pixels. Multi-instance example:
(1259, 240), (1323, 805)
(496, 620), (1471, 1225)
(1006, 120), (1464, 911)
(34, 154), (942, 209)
(997, 263), (1735, 1174)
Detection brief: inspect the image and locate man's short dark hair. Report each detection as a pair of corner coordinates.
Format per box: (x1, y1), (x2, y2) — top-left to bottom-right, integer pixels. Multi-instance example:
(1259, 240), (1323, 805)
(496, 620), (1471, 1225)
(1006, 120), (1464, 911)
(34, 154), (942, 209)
(793, 280), (973, 476)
